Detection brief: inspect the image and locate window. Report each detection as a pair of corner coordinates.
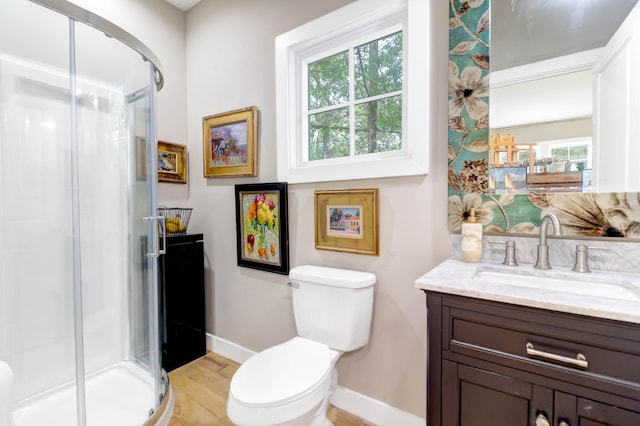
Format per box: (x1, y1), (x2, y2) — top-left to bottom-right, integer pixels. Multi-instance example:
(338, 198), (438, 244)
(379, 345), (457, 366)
(276, 0), (429, 183)
(550, 142), (591, 169)
(307, 31), (403, 161)
(545, 138), (592, 170)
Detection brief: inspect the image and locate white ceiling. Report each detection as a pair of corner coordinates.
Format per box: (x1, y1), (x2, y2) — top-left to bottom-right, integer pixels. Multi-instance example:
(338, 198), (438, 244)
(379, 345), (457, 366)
(162, 0), (638, 68)
(163, 0), (201, 12)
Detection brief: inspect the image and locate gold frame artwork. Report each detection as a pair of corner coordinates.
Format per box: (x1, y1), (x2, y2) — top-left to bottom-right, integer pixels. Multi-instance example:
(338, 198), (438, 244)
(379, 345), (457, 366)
(203, 106), (258, 178)
(157, 141), (188, 184)
(314, 189), (379, 256)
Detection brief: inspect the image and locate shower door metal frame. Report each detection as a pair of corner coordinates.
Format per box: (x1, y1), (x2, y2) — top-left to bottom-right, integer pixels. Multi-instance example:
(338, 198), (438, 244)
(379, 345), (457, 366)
(30, 0), (164, 90)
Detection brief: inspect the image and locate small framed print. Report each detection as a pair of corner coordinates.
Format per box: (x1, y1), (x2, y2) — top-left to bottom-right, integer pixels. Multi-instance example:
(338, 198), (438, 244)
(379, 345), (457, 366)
(157, 141), (187, 184)
(203, 106), (258, 178)
(235, 182), (289, 274)
(314, 189), (379, 256)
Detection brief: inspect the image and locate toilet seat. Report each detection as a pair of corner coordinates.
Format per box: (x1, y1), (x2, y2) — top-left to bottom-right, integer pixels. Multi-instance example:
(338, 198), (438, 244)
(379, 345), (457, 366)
(227, 337), (335, 425)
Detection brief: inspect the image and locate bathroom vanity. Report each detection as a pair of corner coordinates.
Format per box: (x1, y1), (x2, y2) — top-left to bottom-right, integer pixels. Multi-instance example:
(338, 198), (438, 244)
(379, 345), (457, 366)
(415, 259), (640, 426)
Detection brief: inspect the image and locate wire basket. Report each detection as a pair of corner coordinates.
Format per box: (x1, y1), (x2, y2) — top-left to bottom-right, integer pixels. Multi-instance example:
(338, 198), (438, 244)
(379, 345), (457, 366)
(157, 207), (192, 234)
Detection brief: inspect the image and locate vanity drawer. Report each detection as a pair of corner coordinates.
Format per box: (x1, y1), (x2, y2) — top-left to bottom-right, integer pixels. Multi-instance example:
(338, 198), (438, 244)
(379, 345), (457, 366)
(442, 295), (640, 387)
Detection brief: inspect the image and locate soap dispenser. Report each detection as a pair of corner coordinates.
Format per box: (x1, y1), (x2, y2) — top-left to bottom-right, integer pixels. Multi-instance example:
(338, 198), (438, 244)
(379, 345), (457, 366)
(461, 208), (482, 263)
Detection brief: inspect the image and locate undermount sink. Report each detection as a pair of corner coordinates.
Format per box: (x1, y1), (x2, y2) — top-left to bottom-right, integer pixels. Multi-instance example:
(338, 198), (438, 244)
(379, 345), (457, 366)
(474, 266), (640, 302)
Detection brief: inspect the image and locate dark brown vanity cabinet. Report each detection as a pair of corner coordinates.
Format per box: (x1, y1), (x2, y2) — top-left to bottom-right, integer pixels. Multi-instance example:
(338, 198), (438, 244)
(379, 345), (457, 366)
(425, 292), (640, 426)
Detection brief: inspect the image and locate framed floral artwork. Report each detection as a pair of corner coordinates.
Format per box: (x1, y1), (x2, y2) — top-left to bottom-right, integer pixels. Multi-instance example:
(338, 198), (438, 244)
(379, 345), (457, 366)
(235, 182), (289, 274)
(314, 189), (379, 256)
(203, 106), (258, 178)
(157, 141), (187, 184)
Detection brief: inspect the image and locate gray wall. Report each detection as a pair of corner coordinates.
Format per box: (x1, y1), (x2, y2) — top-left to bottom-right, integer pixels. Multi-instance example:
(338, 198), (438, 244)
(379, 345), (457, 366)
(180, 0), (451, 416)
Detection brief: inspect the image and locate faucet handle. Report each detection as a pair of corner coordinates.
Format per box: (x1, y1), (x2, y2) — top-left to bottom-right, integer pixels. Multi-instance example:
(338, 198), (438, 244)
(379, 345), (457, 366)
(572, 244), (610, 273)
(489, 240), (518, 266)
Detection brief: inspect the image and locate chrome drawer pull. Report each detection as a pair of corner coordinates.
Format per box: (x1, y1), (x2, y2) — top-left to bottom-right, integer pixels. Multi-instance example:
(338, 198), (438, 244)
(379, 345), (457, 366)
(525, 343), (588, 369)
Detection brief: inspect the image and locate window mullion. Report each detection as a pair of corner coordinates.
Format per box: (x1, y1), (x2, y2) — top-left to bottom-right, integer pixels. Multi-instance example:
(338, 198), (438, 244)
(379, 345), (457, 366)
(349, 46), (355, 157)
(354, 90), (403, 105)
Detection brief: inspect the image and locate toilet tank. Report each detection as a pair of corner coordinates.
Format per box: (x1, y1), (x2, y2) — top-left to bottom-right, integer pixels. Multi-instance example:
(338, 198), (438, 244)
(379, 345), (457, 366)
(289, 265), (376, 352)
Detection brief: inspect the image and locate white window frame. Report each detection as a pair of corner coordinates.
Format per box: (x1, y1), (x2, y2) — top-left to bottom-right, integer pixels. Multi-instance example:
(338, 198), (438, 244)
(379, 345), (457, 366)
(275, 0), (429, 183)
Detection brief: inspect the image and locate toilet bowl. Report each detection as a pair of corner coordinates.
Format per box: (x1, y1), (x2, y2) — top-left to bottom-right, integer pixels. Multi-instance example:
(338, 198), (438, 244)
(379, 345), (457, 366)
(0, 360), (14, 426)
(227, 265), (376, 426)
(227, 337), (341, 426)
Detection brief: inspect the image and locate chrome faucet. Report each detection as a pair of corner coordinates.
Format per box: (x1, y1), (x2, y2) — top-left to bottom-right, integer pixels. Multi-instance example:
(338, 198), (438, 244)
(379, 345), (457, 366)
(534, 213), (562, 269)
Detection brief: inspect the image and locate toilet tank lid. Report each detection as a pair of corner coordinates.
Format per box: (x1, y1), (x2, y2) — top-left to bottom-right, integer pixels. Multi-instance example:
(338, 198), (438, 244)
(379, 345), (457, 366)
(289, 265), (376, 288)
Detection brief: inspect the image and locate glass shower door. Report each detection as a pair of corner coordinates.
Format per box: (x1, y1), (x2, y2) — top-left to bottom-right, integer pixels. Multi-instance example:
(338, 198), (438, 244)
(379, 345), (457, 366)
(0, 0), (78, 421)
(73, 18), (162, 425)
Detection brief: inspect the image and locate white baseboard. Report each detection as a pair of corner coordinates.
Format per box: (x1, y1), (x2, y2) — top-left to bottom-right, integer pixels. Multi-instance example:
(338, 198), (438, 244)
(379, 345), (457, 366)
(207, 333), (255, 363)
(331, 386), (424, 426)
(207, 333), (425, 426)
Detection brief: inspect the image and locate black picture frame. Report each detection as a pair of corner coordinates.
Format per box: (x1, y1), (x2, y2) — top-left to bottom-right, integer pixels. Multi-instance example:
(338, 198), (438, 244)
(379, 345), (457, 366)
(234, 182), (289, 274)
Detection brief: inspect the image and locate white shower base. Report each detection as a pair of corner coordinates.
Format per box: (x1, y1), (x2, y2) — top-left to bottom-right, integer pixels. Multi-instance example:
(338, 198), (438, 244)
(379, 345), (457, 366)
(12, 361), (162, 426)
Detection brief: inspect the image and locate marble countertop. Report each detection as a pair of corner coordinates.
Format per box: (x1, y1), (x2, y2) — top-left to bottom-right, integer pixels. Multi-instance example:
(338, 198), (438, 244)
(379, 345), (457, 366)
(414, 258), (640, 324)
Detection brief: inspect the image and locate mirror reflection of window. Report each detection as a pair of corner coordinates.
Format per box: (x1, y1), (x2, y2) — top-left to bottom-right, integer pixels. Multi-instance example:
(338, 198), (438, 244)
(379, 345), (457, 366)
(548, 140), (591, 171)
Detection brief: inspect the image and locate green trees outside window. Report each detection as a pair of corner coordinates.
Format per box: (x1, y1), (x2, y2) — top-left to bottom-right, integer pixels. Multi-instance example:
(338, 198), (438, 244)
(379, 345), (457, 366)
(307, 31), (403, 161)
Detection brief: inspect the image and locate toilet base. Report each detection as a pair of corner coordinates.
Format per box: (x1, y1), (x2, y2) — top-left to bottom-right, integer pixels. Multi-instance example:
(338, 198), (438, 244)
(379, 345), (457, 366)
(310, 367), (339, 426)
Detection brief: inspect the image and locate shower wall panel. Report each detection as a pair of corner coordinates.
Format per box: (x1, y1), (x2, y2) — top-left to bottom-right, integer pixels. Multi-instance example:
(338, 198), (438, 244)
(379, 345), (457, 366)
(0, 4), (77, 403)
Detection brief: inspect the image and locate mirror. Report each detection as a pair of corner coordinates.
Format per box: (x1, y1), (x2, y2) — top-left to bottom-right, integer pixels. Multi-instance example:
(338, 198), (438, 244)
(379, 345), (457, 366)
(489, 0), (639, 194)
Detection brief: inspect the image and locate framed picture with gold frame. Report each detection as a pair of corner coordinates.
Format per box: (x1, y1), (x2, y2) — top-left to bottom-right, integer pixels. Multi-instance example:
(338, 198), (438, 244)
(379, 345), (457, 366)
(157, 141), (187, 184)
(203, 106), (258, 178)
(314, 189), (379, 256)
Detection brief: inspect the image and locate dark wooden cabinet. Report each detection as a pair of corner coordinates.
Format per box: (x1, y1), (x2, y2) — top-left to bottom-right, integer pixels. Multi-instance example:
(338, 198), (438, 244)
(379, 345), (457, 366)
(160, 233), (206, 372)
(442, 361), (549, 426)
(557, 393), (640, 425)
(425, 291), (640, 426)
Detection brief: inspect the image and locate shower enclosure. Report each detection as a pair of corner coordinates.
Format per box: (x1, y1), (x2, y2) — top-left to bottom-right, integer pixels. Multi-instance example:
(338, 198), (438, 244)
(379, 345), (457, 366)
(0, 0), (170, 425)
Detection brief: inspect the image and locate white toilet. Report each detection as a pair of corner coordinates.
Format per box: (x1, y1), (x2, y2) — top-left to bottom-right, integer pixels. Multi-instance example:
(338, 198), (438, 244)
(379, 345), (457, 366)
(227, 265), (376, 426)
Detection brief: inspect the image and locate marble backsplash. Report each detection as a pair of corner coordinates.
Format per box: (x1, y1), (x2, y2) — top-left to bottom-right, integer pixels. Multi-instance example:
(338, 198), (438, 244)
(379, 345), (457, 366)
(451, 233), (640, 274)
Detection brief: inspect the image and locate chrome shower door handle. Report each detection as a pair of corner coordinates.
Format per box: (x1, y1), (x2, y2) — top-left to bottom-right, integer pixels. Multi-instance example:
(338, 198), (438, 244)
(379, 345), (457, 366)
(143, 216), (166, 256)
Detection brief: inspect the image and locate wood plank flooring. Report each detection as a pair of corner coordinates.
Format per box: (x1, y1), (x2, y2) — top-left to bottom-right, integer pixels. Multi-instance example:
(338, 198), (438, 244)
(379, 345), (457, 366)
(167, 351), (374, 426)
